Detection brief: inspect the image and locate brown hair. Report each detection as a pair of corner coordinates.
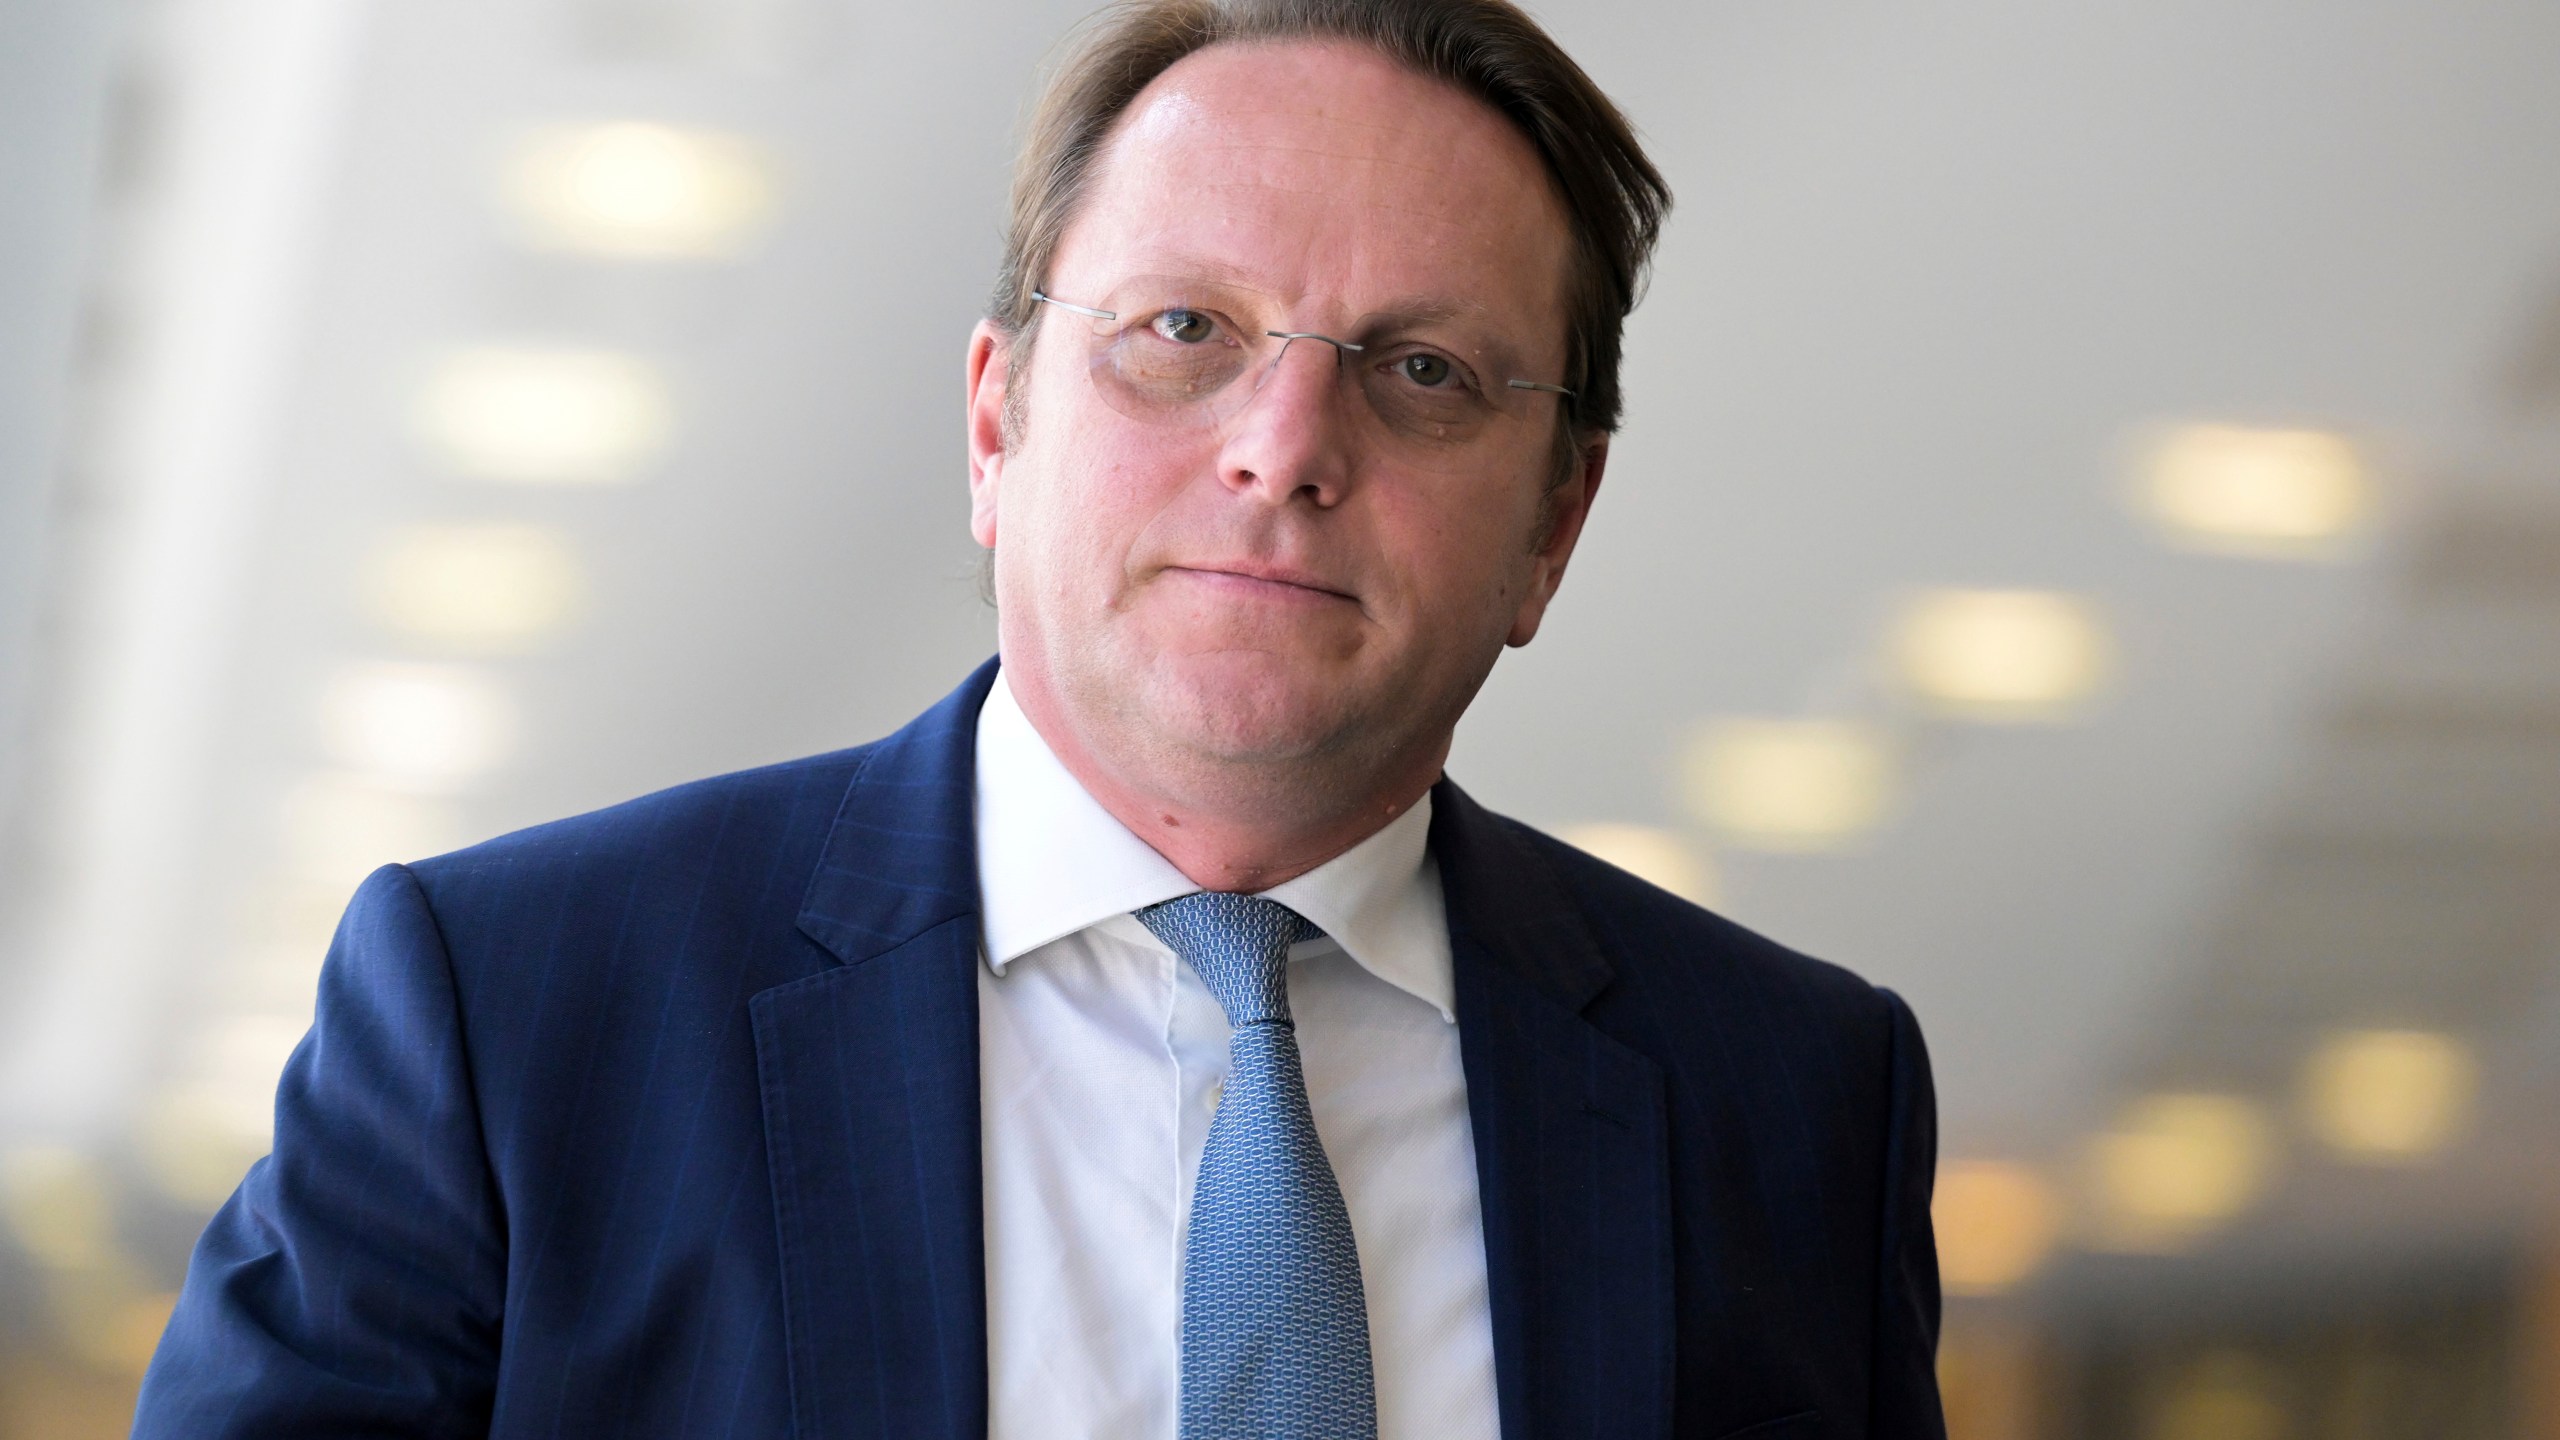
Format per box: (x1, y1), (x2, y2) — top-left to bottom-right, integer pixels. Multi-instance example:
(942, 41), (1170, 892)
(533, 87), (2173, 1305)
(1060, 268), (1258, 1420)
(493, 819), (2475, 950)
(990, 0), (1671, 456)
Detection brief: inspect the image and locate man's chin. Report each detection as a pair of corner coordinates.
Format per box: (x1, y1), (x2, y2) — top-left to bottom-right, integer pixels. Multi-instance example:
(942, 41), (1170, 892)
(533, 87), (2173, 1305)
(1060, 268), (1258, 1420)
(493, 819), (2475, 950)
(1138, 658), (1369, 766)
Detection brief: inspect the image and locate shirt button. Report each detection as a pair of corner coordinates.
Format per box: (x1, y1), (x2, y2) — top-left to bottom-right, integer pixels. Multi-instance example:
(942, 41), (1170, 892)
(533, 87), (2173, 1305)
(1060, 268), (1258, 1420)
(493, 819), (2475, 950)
(1204, 1078), (1225, 1113)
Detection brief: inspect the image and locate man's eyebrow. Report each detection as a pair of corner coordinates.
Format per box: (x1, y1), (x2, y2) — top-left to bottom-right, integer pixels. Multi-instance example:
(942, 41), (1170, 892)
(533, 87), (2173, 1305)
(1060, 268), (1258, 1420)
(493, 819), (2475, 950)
(1369, 293), (1486, 318)
(1352, 299), (1535, 366)
(1094, 263), (1493, 321)
(1089, 264), (1534, 355)
(1356, 298), (1473, 327)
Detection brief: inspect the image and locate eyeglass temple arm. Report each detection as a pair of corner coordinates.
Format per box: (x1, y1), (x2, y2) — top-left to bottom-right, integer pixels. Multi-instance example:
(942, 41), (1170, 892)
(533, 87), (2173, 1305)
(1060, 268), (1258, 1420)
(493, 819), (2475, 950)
(1507, 379), (1574, 396)
(1031, 291), (1116, 320)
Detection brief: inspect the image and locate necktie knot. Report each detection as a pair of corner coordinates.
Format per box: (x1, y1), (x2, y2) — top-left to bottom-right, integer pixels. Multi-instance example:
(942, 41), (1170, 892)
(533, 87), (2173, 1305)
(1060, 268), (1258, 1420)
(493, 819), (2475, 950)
(1134, 892), (1320, 1028)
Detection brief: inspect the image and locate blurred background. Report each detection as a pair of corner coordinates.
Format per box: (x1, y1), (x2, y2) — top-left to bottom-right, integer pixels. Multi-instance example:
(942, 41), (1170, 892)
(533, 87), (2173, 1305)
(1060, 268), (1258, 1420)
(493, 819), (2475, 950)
(5, 0), (2560, 1434)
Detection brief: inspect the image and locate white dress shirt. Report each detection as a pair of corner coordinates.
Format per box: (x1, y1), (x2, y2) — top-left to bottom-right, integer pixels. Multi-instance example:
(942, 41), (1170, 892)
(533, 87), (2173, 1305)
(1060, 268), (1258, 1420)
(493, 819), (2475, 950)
(973, 670), (1500, 1440)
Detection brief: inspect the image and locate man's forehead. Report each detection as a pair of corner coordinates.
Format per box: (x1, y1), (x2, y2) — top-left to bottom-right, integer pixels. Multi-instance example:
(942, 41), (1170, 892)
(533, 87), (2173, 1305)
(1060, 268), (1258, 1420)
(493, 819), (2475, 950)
(1057, 40), (1572, 329)
(1131, 40), (1497, 141)
(1116, 42), (1552, 198)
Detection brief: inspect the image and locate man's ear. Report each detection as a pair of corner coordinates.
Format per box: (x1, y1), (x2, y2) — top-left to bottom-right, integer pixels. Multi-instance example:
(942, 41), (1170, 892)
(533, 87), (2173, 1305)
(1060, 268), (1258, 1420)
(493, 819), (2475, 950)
(1506, 432), (1609, 648)
(966, 320), (1012, 549)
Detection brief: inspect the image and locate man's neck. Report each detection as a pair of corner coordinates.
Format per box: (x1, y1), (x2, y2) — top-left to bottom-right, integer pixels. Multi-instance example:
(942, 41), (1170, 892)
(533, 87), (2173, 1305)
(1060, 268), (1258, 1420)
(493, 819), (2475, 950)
(1004, 669), (1441, 893)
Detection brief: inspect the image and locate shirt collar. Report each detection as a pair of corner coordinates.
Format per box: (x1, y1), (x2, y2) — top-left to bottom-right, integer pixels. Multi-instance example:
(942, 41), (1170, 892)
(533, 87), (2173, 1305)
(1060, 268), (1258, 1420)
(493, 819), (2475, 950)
(972, 668), (1454, 1023)
(1260, 797), (1451, 1022)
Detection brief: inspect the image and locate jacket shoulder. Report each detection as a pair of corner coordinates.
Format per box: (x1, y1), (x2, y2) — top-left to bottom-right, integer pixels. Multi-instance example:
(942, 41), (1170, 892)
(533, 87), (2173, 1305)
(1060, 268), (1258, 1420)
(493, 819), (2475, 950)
(401, 745), (876, 918)
(1498, 813), (1900, 1034)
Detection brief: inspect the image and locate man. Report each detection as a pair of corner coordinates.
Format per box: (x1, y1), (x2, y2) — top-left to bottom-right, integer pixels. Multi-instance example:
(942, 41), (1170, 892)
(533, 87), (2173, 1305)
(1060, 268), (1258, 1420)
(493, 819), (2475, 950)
(138, 1), (1944, 1436)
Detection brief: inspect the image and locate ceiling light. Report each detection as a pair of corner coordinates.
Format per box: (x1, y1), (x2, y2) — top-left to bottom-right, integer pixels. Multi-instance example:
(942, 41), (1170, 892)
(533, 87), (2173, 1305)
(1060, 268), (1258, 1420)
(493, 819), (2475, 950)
(1682, 719), (1895, 852)
(277, 773), (466, 885)
(2142, 423), (2371, 555)
(1891, 588), (2110, 721)
(2298, 1028), (2476, 1163)
(505, 122), (776, 259)
(1556, 824), (1718, 906)
(415, 345), (671, 483)
(318, 661), (519, 791)
(1932, 1160), (2062, 1296)
(366, 524), (584, 652)
(2086, 1093), (2275, 1250)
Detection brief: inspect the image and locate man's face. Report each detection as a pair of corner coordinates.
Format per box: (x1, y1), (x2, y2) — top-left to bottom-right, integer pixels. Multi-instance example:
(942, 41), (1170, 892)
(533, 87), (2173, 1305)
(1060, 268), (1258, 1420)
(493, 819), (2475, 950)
(969, 40), (1601, 797)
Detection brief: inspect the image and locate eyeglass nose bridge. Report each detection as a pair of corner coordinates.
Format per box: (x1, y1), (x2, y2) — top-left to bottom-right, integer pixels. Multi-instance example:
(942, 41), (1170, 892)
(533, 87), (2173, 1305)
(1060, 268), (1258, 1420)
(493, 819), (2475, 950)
(1237, 330), (1368, 423)
(1263, 329), (1365, 357)
(1248, 328), (1366, 405)
(1254, 327), (1361, 389)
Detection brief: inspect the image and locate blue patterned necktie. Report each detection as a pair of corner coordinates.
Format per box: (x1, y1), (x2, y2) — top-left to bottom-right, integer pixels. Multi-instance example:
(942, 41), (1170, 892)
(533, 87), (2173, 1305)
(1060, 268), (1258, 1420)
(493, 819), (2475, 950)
(1136, 892), (1379, 1440)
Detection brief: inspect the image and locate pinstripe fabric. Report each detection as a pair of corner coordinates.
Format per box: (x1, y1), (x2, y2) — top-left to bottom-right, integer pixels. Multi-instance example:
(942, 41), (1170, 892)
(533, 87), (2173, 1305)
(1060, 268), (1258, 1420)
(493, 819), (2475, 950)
(137, 658), (1943, 1440)
(1430, 783), (1944, 1439)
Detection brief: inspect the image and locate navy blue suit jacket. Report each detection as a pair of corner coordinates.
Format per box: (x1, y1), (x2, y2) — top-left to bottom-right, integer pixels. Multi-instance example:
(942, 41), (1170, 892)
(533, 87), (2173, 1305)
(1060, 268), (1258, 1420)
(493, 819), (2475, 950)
(137, 660), (1944, 1439)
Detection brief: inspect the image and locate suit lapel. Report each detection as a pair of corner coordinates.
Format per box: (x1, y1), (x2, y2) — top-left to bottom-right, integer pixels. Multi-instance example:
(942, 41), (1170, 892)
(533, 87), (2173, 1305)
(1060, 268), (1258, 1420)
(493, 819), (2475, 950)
(747, 669), (1679, 1440)
(753, 659), (999, 1440)
(1434, 780), (1675, 1440)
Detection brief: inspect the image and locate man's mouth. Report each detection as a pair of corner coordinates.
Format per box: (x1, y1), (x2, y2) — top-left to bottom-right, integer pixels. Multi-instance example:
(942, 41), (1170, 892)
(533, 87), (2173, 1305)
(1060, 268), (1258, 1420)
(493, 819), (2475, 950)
(1164, 562), (1358, 604)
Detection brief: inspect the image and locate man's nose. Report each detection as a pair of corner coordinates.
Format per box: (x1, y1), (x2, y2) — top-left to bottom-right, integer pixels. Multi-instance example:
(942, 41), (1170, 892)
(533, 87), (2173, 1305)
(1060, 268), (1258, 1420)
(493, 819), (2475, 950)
(1216, 335), (1357, 507)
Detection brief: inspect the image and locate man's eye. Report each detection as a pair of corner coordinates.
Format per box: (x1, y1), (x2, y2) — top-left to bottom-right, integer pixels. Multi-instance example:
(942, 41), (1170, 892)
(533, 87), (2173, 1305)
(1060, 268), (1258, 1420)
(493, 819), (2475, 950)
(1398, 353), (1454, 387)
(1151, 309), (1215, 343)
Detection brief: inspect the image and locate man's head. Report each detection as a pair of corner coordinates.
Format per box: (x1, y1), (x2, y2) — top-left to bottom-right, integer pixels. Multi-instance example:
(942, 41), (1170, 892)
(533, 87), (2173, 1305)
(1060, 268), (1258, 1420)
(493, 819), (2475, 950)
(965, 0), (1669, 880)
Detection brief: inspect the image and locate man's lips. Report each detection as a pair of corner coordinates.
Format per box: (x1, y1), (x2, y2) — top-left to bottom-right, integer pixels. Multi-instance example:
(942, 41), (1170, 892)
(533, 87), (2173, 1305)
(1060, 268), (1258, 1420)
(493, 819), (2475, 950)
(1161, 563), (1358, 604)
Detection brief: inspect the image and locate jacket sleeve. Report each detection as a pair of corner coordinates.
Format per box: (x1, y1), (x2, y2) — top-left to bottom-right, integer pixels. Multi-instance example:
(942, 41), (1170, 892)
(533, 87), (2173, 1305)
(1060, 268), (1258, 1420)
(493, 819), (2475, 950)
(134, 863), (505, 1438)
(1867, 987), (1948, 1439)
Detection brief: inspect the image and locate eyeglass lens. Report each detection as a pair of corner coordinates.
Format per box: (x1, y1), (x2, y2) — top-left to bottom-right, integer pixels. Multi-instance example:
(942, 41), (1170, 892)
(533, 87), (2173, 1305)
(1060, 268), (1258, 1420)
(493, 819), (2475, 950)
(1039, 276), (1569, 473)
